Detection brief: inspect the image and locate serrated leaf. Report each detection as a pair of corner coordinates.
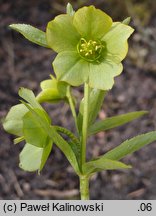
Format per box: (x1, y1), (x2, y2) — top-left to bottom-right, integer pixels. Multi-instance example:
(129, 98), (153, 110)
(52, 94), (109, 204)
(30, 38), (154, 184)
(49, 127), (81, 174)
(68, 141), (81, 169)
(77, 89), (106, 132)
(103, 131), (156, 160)
(9, 24), (49, 48)
(3, 104), (28, 136)
(66, 3), (75, 16)
(21, 102), (80, 174)
(19, 140), (52, 172)
(88, 111), (148, 136)
(83, 158), (131, 175)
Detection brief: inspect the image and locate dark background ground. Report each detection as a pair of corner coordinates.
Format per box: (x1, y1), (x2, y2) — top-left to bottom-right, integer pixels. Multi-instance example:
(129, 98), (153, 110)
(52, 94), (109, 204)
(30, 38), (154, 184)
(0, 0), (156, 200)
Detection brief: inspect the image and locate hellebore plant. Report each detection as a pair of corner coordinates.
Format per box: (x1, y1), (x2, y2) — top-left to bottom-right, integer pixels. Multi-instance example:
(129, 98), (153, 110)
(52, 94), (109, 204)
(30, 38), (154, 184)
(3, 4), (156, 200)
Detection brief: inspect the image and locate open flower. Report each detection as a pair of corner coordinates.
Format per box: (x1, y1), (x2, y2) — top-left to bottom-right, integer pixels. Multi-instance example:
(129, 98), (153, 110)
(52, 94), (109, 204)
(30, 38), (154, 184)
(46, 6), (134, 90)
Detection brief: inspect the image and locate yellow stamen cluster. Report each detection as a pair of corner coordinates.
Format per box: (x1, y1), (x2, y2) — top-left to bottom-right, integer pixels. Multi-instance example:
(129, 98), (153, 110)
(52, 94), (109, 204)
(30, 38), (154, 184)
(78, 38), (104, 62)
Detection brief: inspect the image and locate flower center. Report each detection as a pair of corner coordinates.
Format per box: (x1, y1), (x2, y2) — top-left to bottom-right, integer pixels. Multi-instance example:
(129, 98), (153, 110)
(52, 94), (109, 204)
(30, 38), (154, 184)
(77, 38), (104, 62)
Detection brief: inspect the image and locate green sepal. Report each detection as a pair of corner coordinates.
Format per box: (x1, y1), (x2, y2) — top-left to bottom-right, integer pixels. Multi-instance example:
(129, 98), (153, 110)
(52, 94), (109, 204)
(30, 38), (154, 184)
(103, 131), (156, 161)
(19, 139), (52, 172)
(22, 108), (50, 148)
(102, 22), (134, 63)
(73, 6), (112, 40)
(3, 104), (28, 136)
(66, 3), (75, 16)
(88, 111), (148, 136)
(21, 102), (81, 175)
(53, 51), (89, 86)
(46, 15), (80, 52)
(9, 24), (49, 48)
(18, 88), (52, 148)
(37, 89), (63, 103)
(20, 144), (43, 172)
(36, 76), (68, 103)
(89, 62), (123, 90)
(83, 158), (131, 175)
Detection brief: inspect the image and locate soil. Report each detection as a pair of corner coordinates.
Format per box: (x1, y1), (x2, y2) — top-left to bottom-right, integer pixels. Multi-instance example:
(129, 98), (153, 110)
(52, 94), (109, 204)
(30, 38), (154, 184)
(0, 0), (156, 200)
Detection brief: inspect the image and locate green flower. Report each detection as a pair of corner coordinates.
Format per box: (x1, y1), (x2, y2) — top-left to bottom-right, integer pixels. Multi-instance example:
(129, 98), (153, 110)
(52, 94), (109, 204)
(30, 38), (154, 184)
(36, 75), (68, 103)
(3, 88), (52, 172)
(46, 6), (134, 90)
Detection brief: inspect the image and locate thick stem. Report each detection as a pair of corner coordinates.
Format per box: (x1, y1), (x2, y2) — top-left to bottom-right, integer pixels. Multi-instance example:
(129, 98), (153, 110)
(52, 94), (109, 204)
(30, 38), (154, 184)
(80, 175), (90, 200)
(66, 86), (79, 135)
(81, 82), (89, 165)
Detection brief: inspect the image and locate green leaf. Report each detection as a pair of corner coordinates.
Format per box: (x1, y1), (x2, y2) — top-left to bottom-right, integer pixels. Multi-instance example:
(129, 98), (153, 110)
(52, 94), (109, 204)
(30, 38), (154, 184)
(87, 89), (106, 125)
(54, 126), (81, 167)
(40, 138), (53, 171)
(122, 17), (131, 25)
(68, 141), (81, 168)
(48, 126), (81, 175)
(19, 88), (51, 123)
(73, 6), (112, 40)
(19, 140), (52, 172)
(66, 3), (75, 16)
(9, 24), (49, 48)
(21, 102), (80, 175)
(23, 108), (50, 148)
(88, 111), (148, 136)
(77, 89), (106, 132)
(103, 131), (156, 160)
(19, 87), (42, 109)
(3, 104), (28, 136)
(83, 158), (131, 175)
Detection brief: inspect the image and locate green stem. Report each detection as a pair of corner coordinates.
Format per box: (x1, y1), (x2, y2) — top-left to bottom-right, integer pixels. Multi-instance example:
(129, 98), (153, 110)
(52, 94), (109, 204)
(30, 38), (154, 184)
(81, 82), (89, 165)
(80, 175), (90, 200)
(66, 86), (79, 135)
